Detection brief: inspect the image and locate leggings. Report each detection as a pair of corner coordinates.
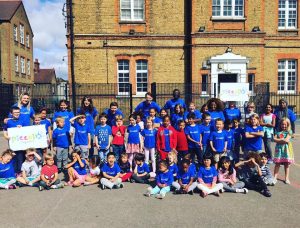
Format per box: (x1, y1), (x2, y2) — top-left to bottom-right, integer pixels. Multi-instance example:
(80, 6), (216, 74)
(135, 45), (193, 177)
(100, 177), (122, 189)
(150, 185), (170, 197)
(197, 183), (223, 194)
(121, 172), (132, 182)
(172, 181), (198, 192)
(144, 147), (156, 172)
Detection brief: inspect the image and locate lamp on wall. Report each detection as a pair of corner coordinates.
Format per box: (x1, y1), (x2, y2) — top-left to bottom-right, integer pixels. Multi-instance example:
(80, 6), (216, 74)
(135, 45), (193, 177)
(225, 47), (232, 53)
(252, 26), (261, 32)
(202, 60), (208, 69)
(198, 26), (205, 32)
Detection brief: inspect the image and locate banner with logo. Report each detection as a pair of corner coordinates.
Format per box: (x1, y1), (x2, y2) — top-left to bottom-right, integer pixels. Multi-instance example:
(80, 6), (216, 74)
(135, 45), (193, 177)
(219, 83), (250, 102)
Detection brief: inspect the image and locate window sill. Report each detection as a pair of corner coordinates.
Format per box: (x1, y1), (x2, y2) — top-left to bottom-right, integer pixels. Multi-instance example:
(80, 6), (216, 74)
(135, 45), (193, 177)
(211, 16), (246, 21)
(119, 21), (146, 25)
(21, 73), (26, 78)
(277, 91), (296, 95)
(133, 93), (146, 98)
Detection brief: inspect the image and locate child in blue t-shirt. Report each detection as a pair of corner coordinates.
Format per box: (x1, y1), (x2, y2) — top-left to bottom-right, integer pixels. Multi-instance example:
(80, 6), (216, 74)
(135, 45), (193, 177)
(197, 154), (223, 197)
(199, 113), (212, 158)
(224, 120), (235, 161)
(244, 114), (264, 159)
(224, 101), (241, 121)
(171, 104), (185, 130)
(173, 159), (198, 194)
(0, 149), (16, 189)
(126, 114), (142, 167)
(183, 102), (202, 123)
(100, 152), (123, 190)
(209, 118), (228, 167)
(66, 150), (87, 187)
(95, 113), (112, 164)
(70, 114), (91, 159)
(232, 119), (243, 163)
(185, 113), (202, 163)
(144, 160), (174, 199)
(132, 153), (155, 183)
(148, 108), (161, 129)
(141, 117), (157, 172)
(52, 117), (71, 172)
(53, 100), (74, 134)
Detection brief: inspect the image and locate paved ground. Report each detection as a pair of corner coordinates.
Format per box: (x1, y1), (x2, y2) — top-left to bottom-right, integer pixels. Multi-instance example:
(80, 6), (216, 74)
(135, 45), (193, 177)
(1, 128), (300, 228)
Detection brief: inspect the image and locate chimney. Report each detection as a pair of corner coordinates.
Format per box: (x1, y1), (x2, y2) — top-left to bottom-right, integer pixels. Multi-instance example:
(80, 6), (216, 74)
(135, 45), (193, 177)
(34, 59), (40, 73)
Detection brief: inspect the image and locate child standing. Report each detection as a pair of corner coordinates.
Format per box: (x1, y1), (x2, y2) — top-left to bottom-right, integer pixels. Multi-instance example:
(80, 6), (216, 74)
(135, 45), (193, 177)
(144, 160), (174, 199)
(199, 113), (212, 158)
(171, 104), (185, 130)
(156, 116), (177, 160)
(126, 114), (142, 167)
(95, 113), (112, 164)
(39, 153), (64, 190)
(100, 152), (123, 189)
(84, 156), (101, 186)
(148, 108), (161, 129)
(17, 148), (41, 187)
(132, 153), (155, 184)
(232, 119), (243, 163)
(141, 117), (157, 172)
(66, 150), (87, 187)
(259, 153), (275, 186)
(118, 153), (132, 182)
(176, 120), (189, 163)
(0, 149), (16, 189)
(224, 120), (235, 161)
(112, 115), (126, 161)
(183, 102), (202, 123)
(53, 100), (74, 133)
(52, 117), (71, 173)
(273, 118), (294, 184)
(224, 101), (241, 121)
(197, 154), (223, 197)
(218, 156), (248, 193)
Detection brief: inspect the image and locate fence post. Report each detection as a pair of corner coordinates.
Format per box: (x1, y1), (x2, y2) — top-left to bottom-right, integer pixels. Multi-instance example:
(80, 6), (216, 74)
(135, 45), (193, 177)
(213, 83), (217, 98)
(64, 83), (68, 101)
(129, 83), (133, 114)
(151, 82), (157, 102)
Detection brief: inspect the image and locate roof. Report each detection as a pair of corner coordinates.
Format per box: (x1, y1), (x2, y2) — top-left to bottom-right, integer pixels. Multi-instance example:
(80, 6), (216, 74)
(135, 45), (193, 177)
(34, 69), (57, 84)
(0, 1), (22, 21)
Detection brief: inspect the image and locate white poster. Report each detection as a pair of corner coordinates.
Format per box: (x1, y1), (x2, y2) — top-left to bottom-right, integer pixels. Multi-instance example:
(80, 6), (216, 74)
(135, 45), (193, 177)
(219, 83), (250, 102)
(7, 125), (48, 151)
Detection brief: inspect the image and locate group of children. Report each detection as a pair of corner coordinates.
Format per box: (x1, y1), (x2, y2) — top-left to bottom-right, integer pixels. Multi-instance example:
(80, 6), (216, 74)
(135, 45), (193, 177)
(0, 96), (295, 199)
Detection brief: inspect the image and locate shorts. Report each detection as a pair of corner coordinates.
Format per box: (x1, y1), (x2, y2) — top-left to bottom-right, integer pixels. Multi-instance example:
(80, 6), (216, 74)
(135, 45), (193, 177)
(126, 144), (140, 154)
(27, 175), (40, 182)
(214, 152), (226, 163)
(73, 170), (87, 184)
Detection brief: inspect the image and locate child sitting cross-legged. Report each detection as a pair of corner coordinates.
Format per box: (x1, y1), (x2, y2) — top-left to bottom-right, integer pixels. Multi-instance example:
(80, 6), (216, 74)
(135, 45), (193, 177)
(0, 149), (17, 189)
(66, 150), (88, 187)
(84, 156), (101, 186)
(131, 153), (156, 184)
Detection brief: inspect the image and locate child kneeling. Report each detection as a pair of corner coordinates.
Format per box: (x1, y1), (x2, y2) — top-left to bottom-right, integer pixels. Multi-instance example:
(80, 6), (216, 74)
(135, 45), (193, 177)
(144, 161), (173, 199)
(100, 152), (123, 190)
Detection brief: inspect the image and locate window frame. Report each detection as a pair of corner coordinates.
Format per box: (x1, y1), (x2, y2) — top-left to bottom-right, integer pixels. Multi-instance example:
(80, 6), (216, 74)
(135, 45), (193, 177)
(277, 59), (297, 94)
(15, 55), (19, 72)
(26, 34), (30, 48)
(13, 25), (18, 42)
(19, 24), (24, 45)
(136, 60), (148, 96)
(117, 60), (130, 96)
(27, 59), (31, 75)
(212, 0), (245, 19)
(278, 0), (298, 29)
(20, 57), (25, 74)
(120, 0), (145, 22)
(201, 74), (209, 95)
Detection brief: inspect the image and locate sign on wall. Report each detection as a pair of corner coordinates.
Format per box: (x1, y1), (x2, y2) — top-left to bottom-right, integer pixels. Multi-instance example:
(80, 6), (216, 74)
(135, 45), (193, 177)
(8, 125), (48, 151)
(219, 83), (250, 102)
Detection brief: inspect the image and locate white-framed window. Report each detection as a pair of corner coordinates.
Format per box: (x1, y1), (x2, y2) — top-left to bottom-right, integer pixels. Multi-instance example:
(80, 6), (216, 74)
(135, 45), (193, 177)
(20, 24), (24, 44)
(13, 25), (18, 41)
(278, 0), (297, 29)
(20, 57), (25, 74)
(136, 60), (148, 94)
(15, 55), (19, 72)
(212, 0), (244, 18)
(27, 59), (31, 75)
(26, 34), (30, 47)
(120, 0), (144, 21)
(278, 60), (297, 93)
(201, 74), (209, 94)
(118, 60), (130, 95)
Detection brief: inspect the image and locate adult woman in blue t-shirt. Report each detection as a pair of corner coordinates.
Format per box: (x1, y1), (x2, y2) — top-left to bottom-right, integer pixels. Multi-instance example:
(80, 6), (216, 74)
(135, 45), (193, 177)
(274, 98), (297, 134)
(206, 98), (225, 128)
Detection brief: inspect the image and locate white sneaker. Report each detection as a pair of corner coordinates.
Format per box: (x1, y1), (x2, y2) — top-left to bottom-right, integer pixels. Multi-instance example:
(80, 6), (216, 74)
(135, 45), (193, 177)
(243, 188), (248, 194)
(285, 180), (291, 185)
(273, 179), (277, 185)
(50, 185), (57, 189)
(155, 194), (165, 199)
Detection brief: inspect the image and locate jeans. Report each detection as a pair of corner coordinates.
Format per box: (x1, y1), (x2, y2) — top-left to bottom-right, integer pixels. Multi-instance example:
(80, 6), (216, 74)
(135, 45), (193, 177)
(172, 181), (198, 192)
(88, 137), (95, 159)
(233, 146), (240, 163)
(98, 149), (110, 164)
(13, 150), (25, 174)
(100, 177), (122, 189)
(75, 145), (89, 159)
(132, 173), (150, 184)
(39, 179), (61, 190)
(220, 181), (245, 192)
(112, 144), (125, 161)
(150, 185), (170, 197)
(243, 175), (268, 192)
(56, 147), (69, 169)
(197, 183), (223, 194)
(263, 136), (273, 159)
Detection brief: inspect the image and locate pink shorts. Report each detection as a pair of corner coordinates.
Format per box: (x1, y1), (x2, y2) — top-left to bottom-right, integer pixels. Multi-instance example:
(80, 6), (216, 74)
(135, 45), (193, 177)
(73, 170), (87, 184)
(126, 143), (140, 154)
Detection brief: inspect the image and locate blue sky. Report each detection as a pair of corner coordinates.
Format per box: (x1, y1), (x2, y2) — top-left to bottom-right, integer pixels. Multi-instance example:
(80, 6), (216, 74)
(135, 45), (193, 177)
(23, 0), (67, 79)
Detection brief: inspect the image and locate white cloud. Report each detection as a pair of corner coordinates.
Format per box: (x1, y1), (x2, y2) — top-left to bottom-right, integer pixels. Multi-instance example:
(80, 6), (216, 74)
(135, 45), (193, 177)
(23, 0), (68, 79)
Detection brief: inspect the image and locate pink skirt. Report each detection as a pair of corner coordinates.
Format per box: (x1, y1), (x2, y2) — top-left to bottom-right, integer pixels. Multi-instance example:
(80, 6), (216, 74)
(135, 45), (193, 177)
(73, 170), (87, 184)
(126, 143), (140, 154)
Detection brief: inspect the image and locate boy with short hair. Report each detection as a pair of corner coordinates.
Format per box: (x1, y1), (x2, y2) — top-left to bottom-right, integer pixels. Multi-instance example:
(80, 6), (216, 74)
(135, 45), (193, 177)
(70, 114), (91, 159)
(100, 152), (123, 189)
(131, 153), (155, 184)
(260, 152), (275, 186)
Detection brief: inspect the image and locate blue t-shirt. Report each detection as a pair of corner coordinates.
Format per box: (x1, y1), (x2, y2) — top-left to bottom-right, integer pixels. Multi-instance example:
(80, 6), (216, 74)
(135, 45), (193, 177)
(156, 170), (174, 186)
(53, 110), (74, 131)
(134, 101), (161, 118)
(141, 128), (157, 149)
(95, 125), (112, 149)
(103, 109), (124, 126)
(40, 119), (51, 134)
(183, 110), (202, 121)
(9, 104), (35, 126)
(177, 168), (195, 184)
(185, 124), (201, 148)
(224, 108), (241, 121)
(73, 159), (87, 175)
(198, 166), (218, 184)
(4, 118), (25, 130)
(226, 129), (234, 150)
(244, 125), (263, 151)
(52, 127), (70, 148)
(189, 163), (197, 178)
(169, 163), (178, 176)
(76, 107), (98, 135)
(199, 124), (212, 146)
(171, 113), (184, 130)
(102, 163), (121, 177)
(209, 130), (228, 153)
(163, 98), (186, 115)
(208, 111), (225, 131)
(127, 124), (141, 144)
(73, 121), (91, 146)
(0, 161), (15, 178)
(163, 128), (171, 152)
(137, 163), (150, 174)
